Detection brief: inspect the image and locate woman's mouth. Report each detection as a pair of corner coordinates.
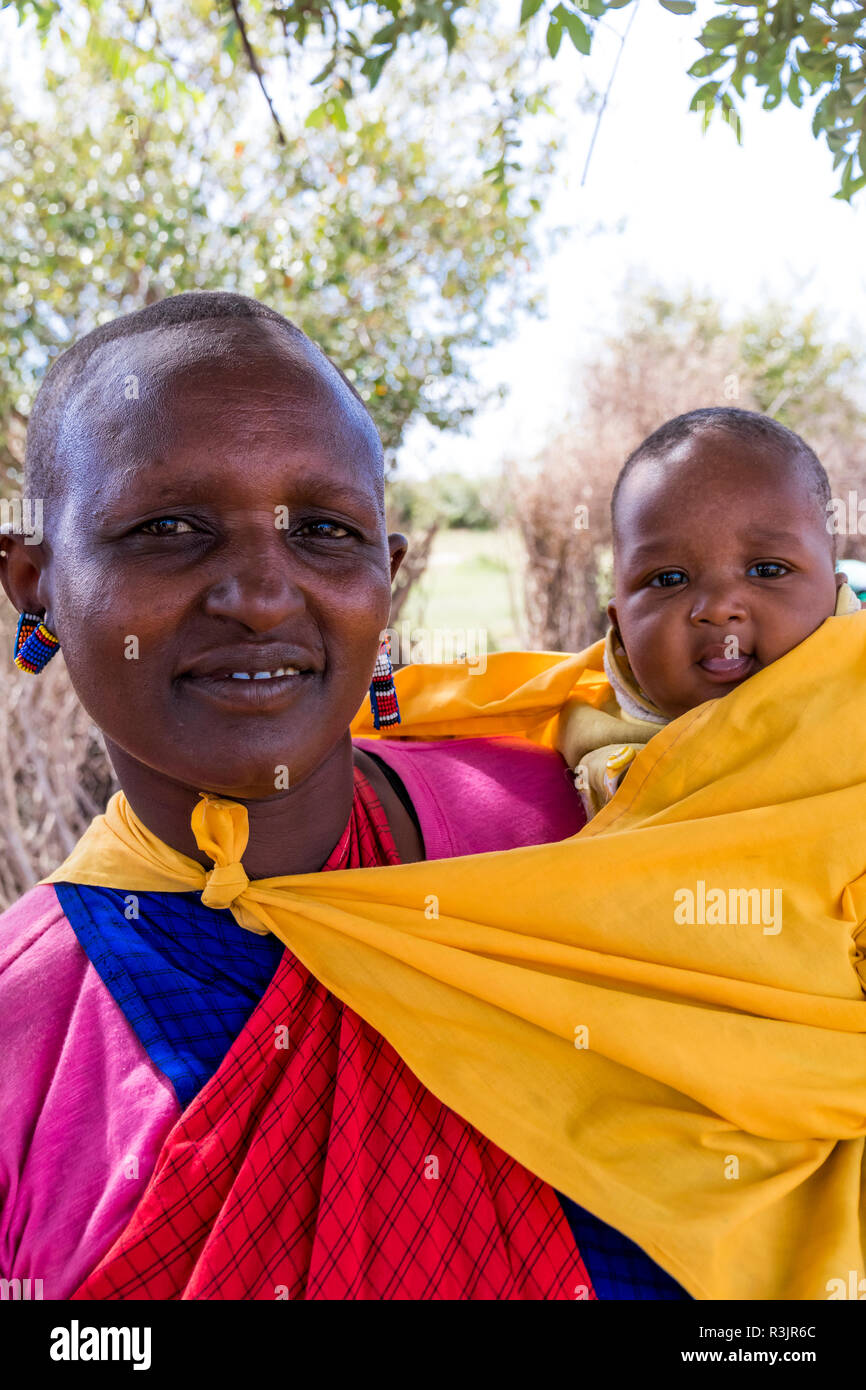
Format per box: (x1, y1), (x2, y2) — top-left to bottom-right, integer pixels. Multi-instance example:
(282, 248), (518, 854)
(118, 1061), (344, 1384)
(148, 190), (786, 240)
(179, 666), (316, 711)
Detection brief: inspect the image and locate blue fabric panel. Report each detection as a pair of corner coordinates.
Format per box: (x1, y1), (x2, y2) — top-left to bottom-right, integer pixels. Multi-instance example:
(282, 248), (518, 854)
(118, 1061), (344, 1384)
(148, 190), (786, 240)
(556, 1192), (690, 1300)
(54, 882), (284, 1109)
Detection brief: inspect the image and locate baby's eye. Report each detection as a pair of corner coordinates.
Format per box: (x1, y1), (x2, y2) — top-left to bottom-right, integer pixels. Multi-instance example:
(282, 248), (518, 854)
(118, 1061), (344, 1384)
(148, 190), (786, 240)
(748, 561), (789, 578)
(649, 569), (687, 588)
(137, 517), (195, 536)
(296, 519), (354, 540)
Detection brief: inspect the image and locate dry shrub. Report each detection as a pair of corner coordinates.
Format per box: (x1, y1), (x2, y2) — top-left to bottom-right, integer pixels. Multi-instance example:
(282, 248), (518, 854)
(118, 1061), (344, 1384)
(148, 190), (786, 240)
(0, 602), (116, 909)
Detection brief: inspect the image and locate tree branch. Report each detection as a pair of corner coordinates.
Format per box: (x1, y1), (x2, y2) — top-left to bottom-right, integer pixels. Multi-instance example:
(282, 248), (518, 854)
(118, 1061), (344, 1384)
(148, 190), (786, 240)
(229, 0), (288, 145)
(581, 0), (640, 188)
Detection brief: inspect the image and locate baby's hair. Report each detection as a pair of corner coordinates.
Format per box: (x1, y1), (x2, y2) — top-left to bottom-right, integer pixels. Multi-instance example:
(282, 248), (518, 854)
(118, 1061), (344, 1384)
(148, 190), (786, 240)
(25, 290), (380, 506)
(610, 407), (832, 541)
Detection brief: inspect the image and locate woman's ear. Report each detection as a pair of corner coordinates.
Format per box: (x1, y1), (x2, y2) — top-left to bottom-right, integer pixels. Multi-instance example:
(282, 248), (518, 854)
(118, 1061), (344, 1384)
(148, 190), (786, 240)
(388, 532), (408, 583)
(0, 531), (48, 620)
(606, 599), (619, 637)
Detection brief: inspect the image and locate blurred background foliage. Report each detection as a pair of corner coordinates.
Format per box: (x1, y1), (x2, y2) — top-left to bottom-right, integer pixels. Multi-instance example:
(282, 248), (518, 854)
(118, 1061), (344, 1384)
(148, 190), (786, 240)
(5, 0), (864, 197)
(0, 4), (563, 481)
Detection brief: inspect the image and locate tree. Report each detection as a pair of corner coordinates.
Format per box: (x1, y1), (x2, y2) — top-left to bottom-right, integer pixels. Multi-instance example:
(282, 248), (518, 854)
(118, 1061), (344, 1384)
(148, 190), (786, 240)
(509, 283), (866, 651)
(4, 0), (865, 199)
(0, 11), (559, 483)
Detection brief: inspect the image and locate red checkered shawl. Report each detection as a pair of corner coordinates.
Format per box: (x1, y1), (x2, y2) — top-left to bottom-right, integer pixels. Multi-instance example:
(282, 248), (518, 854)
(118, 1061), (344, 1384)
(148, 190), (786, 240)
(73, 768), (595, 1301)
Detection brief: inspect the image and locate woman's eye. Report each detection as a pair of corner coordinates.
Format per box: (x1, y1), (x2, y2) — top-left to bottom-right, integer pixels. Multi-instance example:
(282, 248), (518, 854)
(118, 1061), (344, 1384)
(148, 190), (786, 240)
(297, 520), (354, 540)
(749, 561), (788, 578)
(649, 569), (687, 588)
(137, 517), (195, 536)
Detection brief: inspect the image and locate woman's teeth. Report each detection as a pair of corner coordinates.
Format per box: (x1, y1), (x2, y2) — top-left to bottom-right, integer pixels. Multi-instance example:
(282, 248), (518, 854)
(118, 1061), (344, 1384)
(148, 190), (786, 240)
(229, 667), (300, 680)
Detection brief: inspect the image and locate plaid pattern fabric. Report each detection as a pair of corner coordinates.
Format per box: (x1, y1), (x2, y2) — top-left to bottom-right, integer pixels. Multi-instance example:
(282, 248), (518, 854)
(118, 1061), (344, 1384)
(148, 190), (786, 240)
(72, 769), (596, 1301)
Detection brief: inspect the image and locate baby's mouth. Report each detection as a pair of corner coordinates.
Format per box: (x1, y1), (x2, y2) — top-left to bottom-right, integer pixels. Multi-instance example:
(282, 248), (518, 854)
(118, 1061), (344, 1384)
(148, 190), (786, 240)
(696, 644), (756, 683)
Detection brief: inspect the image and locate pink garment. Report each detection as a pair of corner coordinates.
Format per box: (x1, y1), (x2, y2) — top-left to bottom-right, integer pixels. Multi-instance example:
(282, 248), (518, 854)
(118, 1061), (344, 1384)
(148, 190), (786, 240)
(356, 734), (582, 859)
(0, 738), (582, 1298)
(0, 884), (178, 1299)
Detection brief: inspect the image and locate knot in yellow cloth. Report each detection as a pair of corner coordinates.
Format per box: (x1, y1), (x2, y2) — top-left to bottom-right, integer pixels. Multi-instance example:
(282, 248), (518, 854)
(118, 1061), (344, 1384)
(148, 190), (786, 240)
(201, 860), (250, 909)
(191, 793), (251, 909)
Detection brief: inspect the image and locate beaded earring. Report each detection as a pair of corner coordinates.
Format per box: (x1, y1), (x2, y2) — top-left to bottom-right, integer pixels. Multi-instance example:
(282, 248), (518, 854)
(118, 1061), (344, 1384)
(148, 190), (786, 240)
(369, 634), (401, 729)
(13, 610), (61, 674)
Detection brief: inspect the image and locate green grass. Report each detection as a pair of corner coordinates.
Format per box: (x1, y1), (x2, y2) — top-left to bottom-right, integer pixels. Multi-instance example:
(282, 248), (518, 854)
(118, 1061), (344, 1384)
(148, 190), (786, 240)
(399, 526), (525, 653)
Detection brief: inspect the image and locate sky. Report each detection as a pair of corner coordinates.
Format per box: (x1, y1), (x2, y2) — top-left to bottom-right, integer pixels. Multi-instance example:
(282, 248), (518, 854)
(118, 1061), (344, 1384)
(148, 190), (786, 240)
(398, 0), (866, 478)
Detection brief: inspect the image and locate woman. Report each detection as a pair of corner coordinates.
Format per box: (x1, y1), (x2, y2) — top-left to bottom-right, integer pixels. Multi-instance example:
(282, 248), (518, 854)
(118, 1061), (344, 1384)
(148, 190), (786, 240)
(0, 291), (684, 1301)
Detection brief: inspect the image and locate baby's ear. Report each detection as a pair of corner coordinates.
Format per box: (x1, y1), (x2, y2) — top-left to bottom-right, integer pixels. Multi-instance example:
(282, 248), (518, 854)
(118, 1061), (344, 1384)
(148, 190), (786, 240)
(835, 570), (848, 592)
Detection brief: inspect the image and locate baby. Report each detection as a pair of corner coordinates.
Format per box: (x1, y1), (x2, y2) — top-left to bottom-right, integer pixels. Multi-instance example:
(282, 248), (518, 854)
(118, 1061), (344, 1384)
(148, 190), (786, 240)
(570, 406), (859, 816)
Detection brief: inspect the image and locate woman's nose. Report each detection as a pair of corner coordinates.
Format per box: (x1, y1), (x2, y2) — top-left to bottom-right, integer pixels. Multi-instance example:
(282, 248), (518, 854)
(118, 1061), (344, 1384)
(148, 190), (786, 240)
(201, 543), (307, 631)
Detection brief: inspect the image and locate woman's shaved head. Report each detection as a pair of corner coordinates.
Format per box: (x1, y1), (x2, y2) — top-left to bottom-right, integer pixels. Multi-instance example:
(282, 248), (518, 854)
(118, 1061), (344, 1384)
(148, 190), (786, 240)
(25, 290), (383, 524)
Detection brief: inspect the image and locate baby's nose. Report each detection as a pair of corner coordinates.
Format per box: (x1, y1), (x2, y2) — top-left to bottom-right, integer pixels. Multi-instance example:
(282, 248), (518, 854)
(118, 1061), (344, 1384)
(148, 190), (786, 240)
(691, 583), (748, 625)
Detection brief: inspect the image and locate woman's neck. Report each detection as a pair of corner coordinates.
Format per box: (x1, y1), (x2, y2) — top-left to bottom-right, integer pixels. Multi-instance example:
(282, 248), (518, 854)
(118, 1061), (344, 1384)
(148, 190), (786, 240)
(104, 733), (359, 879)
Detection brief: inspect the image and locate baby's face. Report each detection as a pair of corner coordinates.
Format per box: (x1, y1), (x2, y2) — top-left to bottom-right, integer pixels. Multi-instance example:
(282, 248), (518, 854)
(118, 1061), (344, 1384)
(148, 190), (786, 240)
(608, 433), (842, 720)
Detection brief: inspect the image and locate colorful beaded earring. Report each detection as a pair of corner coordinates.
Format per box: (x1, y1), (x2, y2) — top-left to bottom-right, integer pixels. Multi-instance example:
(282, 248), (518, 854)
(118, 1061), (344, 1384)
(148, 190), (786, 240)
(369, 634), (401, 729)
(13, 610), (61, 674)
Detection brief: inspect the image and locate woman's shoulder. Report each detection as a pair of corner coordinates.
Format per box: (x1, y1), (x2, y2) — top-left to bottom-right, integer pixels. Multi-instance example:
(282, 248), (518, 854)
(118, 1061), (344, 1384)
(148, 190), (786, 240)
(0, 881), (179, 1296)
(0, 882), (74, 978)
(0, 881), (121, 1062)
(354, 735), (585, 860)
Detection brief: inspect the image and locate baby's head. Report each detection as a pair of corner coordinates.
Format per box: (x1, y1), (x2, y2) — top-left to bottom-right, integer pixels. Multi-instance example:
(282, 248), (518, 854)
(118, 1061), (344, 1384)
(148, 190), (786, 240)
(608, 407), (844, 720)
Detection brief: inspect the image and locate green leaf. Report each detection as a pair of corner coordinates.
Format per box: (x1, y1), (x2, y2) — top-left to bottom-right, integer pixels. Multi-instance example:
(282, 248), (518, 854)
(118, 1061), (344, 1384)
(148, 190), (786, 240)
(370, 21), (399, 45)
(659, 0), (696, 14)
(546, 16), (563, 56)
(689, 52), (728, 78)
(763, 72), (784, 111)
(690, 81), (721, 132)
(305, 102), (328, 130)
(221, 18), (238, 56)
(835, 153), (855, 190)
(700, 16), (744, 43)
(557, 6), (591, 54)
(834, 171), (866, 202)
(787, 70), (803, 108)
(311, 57), (337, 86)
(519, 0), (545, 23)
(362, 51), (390, 90)
(721, 93), (743, 146)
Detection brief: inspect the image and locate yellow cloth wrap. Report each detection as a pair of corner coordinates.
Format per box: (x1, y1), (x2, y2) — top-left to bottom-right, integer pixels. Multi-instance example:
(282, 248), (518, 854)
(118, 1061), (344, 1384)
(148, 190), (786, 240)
(40, 605), (866, 1301)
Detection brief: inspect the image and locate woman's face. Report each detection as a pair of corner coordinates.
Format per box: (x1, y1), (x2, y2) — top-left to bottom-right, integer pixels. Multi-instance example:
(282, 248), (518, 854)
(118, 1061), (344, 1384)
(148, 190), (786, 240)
(12, 319), (405, 798)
